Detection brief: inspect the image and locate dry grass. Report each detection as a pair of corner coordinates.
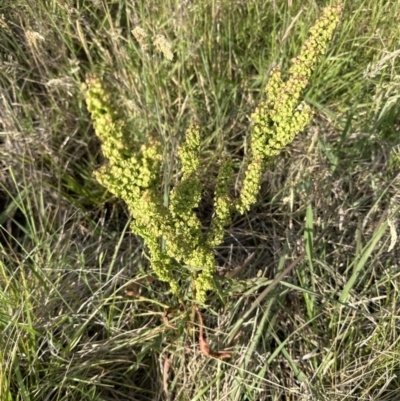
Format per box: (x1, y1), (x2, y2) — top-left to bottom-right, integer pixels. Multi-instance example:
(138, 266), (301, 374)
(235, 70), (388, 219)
(1, 0), (400, 400)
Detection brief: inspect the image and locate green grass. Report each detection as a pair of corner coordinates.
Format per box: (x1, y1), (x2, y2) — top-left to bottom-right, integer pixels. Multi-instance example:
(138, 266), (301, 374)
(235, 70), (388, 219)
(1, 0), (400, 400)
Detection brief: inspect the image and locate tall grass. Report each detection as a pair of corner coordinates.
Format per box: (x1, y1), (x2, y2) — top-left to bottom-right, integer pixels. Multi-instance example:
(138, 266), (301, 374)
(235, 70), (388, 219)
(1, 0), (400, 400)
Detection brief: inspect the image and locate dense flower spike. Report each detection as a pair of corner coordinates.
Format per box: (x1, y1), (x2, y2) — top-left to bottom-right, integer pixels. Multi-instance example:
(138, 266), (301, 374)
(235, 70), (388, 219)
(85, 4), (341, 302)
(237, 4), (342, 213)
(206, 157), (234, 248)
(85, 74), (179, 292)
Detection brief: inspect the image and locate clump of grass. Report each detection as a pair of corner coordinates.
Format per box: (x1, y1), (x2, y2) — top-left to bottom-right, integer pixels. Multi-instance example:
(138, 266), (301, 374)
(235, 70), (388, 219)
(1, 0), (400, 400)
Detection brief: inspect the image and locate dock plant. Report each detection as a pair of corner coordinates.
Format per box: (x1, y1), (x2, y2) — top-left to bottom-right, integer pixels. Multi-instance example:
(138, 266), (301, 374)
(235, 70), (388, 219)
(84, 4), (342, 304)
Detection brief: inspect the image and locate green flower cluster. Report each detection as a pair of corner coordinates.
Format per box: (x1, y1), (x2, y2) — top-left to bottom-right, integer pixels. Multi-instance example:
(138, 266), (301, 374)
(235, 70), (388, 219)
(237, 3), (342, 213)
(84, 82), (232, 301)
(85, 4), (341, 302)
(85, 74), (178, 291)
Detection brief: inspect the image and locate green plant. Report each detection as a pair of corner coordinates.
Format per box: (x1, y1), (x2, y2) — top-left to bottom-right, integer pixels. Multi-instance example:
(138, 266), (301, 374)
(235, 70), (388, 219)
(84, 4), (342, 303)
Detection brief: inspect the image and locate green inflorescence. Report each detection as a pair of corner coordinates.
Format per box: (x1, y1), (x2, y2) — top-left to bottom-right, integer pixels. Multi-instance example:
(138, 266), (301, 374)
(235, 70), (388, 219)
(84, 4), (342, 303)
(237, 3), (342, 213)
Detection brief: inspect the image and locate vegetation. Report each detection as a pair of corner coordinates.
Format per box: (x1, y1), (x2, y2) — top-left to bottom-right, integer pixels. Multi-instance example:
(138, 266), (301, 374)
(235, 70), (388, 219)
(1, 1), (399, 400)
(84, 4), (341, 304)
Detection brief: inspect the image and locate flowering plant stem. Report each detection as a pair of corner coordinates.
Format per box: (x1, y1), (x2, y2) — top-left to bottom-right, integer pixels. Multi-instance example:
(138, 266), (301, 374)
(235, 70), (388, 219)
(84, 4), (342, 304)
